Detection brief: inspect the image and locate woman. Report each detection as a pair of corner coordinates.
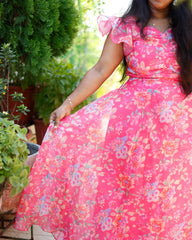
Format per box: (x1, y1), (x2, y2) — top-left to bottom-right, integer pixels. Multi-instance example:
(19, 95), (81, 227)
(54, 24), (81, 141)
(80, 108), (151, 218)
(15, 0), (192, 239)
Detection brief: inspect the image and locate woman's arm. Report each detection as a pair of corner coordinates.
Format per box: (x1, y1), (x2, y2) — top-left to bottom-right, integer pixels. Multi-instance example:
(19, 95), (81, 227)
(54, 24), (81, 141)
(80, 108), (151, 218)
(50, 35), (124, 127)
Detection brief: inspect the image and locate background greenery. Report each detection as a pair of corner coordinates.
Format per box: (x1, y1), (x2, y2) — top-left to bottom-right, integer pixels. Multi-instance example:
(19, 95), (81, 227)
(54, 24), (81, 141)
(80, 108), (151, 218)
(0, 0), (79, 86)
(65, 0), (105, 74)
(35, 57), (94, 124)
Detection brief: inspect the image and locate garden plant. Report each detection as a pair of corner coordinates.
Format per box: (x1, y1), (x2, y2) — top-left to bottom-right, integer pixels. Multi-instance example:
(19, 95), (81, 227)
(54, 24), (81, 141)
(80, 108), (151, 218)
(0, 44), (30, 197)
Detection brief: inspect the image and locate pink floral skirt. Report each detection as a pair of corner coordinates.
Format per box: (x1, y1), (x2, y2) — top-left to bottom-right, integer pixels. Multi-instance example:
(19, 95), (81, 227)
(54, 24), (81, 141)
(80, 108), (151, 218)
(15, 78), (192, 239)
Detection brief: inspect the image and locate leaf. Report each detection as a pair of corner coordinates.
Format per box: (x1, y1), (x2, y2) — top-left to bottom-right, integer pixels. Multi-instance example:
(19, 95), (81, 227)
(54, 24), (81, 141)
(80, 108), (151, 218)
(0, 175), (5, 183)
(22, 178), (29, 188)
(16, 130), (27, 141)
(10, 186), (21, 197)
(2, 157), (8, 165)
(12, 165), (23, 175)
(9, 176), (20, 187)
(20, 169), (28, 178)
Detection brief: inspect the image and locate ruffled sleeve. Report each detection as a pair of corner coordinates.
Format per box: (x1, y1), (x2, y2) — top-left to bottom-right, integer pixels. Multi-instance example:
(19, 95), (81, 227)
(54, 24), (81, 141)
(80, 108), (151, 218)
(97, 15), (133, 51)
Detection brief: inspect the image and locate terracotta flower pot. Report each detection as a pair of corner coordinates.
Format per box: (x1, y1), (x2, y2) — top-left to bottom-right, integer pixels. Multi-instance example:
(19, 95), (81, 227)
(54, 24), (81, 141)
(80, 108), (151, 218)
(0, 183), (22, 214)
(34, 118), (49, 145)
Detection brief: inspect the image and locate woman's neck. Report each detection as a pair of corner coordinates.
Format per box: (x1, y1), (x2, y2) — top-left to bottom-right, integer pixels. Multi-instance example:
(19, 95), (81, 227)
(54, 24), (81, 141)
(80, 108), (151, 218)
(150, 6), (169, 19)
(147, 5), (171, 33)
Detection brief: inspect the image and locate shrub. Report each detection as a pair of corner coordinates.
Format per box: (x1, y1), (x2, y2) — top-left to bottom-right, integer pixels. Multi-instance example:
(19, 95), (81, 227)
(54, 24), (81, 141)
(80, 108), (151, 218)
(0, 0), (79, 86)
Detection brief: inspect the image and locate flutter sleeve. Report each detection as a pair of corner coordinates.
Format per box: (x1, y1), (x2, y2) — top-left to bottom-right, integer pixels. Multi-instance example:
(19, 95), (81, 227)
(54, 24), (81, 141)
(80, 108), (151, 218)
(97, 15), (133, 51)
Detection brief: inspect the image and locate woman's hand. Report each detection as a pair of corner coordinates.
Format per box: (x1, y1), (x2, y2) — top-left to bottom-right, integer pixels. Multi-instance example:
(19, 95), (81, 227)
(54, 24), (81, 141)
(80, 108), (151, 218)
(49, 101), (72, 128)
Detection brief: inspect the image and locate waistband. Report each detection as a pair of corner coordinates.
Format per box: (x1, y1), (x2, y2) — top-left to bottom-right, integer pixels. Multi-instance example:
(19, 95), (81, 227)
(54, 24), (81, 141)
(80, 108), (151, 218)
(127, 75), (180, 82)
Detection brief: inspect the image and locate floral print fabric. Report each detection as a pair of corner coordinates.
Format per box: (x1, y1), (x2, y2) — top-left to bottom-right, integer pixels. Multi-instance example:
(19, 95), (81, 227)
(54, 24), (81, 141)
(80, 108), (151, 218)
(15, 16), (192, 240)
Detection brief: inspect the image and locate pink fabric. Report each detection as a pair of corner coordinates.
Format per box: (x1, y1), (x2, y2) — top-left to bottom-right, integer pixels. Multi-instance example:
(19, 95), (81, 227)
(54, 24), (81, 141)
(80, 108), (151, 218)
(15, 16), (192, 239)
(98, 15), (133, 53)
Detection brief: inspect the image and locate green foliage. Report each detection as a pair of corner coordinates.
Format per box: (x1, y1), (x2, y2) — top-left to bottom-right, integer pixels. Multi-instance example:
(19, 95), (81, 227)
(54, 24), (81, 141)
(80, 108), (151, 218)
(0, 43), (17, 79)
(0, 44), (29, 122)
(0, 43), (30, 197)
(0, 0), (79, 86)
(64, 25), (101, 74)
(65, 0), (105, 74)
(0, 118), (30, 196)
(176, 0), (192, 7)
(96, 64), (128, 98)
(0, 78), (7, 102)
(77, 0), (105, 17)
(35, 57), (95, 124)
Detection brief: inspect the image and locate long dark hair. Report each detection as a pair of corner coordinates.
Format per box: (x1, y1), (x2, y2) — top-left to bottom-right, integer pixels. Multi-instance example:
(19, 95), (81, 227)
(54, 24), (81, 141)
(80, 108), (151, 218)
(122, 0), (192, 96)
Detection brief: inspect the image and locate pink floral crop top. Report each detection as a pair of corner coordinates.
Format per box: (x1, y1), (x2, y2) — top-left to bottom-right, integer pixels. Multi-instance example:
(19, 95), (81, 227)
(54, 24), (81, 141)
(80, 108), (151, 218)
(97, 15), (180, 81)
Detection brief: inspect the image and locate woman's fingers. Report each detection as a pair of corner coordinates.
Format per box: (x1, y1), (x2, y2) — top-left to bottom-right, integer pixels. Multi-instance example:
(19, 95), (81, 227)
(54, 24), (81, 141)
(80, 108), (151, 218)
(50, 111), (61, 127)
(49, 103), (71, 128)
(49, 111), (56, 124)
(55, 114), (61, 128)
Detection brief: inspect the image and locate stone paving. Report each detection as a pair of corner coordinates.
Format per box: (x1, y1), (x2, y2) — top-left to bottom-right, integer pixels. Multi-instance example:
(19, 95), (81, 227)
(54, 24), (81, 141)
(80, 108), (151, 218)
(0, 225), (54, 240)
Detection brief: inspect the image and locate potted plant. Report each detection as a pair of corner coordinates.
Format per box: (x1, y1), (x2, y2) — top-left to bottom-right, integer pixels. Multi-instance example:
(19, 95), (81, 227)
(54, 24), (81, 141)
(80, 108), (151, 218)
(34, 57), (95, 144)
(0, 86), (31, 214)
(0, 44), (40, 214)
(0, 118), (30, 197)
